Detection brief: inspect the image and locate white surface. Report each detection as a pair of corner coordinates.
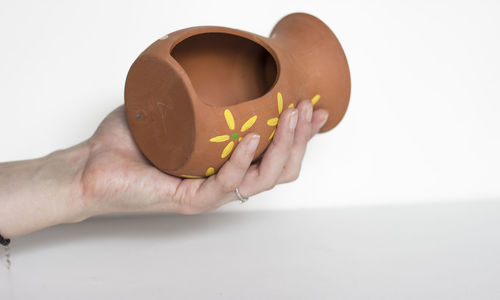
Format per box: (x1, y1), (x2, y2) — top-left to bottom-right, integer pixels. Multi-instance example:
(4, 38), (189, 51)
(2, 2), (499, 298)
(1, 1), (499, 209)
(1, 201), (499, 299)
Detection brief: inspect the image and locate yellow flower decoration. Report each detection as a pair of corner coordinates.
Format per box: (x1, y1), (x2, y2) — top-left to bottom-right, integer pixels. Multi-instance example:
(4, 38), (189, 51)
(180, 174), (201, 179)
(266, 92), (321, 140)
(180, 167), (216, 179)
(209, 109), (257, 158)
(311, 94), (321, 106)
(205, 167), (215, 176)
(266, 92), (283, 140)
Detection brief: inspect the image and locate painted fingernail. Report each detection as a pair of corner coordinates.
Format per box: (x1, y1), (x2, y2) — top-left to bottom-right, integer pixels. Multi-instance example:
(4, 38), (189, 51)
(289, 109), (298, 130)
(247, 134), (260, 152)
(305, 104), (313, 122)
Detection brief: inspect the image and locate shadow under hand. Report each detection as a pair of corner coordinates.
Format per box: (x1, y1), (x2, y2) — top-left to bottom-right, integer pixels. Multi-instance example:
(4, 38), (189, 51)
(12, 210), (251, 255)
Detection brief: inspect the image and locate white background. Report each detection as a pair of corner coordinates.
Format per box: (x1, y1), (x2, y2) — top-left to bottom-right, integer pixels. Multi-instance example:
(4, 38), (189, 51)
(1, 1), (500, 299)
(1, 0), (499, 210)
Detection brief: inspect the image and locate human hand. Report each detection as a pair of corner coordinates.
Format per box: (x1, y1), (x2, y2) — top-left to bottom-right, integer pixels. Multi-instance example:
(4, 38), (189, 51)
(0, 99), (328, 237)
(80, 99), (329, 217)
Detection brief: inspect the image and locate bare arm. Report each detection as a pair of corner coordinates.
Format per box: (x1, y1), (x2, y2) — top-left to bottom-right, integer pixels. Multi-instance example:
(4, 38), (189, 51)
(0, 142), (89, 237)
(0, 100), (328, 239)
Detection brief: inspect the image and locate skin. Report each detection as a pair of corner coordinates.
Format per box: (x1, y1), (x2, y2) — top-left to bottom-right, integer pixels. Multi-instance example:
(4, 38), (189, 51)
(0, 99), (328, 238)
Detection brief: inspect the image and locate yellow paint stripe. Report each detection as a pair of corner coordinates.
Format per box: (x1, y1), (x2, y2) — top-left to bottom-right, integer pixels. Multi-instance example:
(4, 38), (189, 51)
(221, 141), (234, 158)
(210, 135), (230, 142)
(268, 129), (276, 140)
(311, 94), (321, 106)
(224, 109), (235, 130)
(181, 174), (201, 179)
(267, 117), (279, 126)
(277, 92), (283, 114)
(205, 167), (215, 177)
(241, 115), (257, 132)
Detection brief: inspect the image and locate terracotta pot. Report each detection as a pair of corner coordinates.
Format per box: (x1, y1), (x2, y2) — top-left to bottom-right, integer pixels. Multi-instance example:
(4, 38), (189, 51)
(124, 12), (350, 178)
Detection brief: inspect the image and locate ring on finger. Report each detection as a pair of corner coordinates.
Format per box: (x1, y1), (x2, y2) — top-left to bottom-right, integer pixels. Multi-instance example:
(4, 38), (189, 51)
(234, 187), (249, 204)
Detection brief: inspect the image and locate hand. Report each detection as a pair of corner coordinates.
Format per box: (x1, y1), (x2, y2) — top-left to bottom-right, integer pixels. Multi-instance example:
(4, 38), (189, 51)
(0, 99), (328, 237)
(80, 99), (329, 216)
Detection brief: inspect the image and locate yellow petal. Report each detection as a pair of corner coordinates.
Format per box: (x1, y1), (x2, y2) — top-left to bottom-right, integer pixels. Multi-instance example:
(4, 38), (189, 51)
(311, 94), (321, 106)
(288, 103), (295, 108)
(221, 141), (234, 158)
(238, 137), (242, 141)
(268, 129), (276, 140)
(209, 135), (230, 142)
(241, 115), (257, 132)
(267, 117), (279, 126)
(205, 167), (215, 177)
(224, 109), (235, 130)
(181, 174), (201, 179)
(277, 92), (283, 114)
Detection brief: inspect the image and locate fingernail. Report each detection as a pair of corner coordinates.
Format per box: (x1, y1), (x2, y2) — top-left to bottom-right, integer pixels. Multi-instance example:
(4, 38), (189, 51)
(320, 113), (329, 128)
(305, 104), (313, 122)
(247, 134), (260, 152)
(289, 109), (298, 130)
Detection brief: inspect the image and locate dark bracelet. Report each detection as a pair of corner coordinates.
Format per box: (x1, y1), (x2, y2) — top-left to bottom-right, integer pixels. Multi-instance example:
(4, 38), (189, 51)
(0, 233), (10, 246)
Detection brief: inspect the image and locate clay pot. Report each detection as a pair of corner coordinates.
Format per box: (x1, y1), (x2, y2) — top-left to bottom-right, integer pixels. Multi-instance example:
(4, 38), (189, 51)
(124, 12), (350, 178)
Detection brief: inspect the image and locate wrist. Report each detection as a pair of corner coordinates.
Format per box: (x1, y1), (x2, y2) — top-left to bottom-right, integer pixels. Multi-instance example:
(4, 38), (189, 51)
(0, 141), (92, 238)
(44, 141), (93, 224)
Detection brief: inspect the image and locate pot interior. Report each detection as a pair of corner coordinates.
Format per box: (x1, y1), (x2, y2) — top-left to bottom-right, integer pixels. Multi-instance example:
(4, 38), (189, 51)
(171, 32), (277, 107)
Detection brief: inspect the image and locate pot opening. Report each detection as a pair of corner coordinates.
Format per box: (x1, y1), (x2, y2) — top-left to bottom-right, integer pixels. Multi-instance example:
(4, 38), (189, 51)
(171, 32), (277, 107)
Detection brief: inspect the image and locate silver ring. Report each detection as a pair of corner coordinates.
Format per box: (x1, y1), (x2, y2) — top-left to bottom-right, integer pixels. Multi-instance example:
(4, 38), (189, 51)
(234, 187), (249, 204)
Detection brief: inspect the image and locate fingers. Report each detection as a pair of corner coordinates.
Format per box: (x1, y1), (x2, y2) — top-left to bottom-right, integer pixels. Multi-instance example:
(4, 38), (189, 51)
(309, 108), (329, 140)
(171, 98), (328, 214)
(276, 100), (313, 183)
(277, 100), (329, 183)
(237, 108), (298, 196)
(195, 133), (261, 210)
(213, 133), (260, 193)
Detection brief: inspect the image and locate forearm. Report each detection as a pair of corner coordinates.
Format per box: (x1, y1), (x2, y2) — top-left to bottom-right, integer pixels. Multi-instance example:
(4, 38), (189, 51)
(0, 142), (90, 238)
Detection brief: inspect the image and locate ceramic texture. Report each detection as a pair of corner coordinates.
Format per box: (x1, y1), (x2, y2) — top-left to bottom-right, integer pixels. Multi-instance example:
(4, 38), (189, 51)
(124, 12), (351, 178)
